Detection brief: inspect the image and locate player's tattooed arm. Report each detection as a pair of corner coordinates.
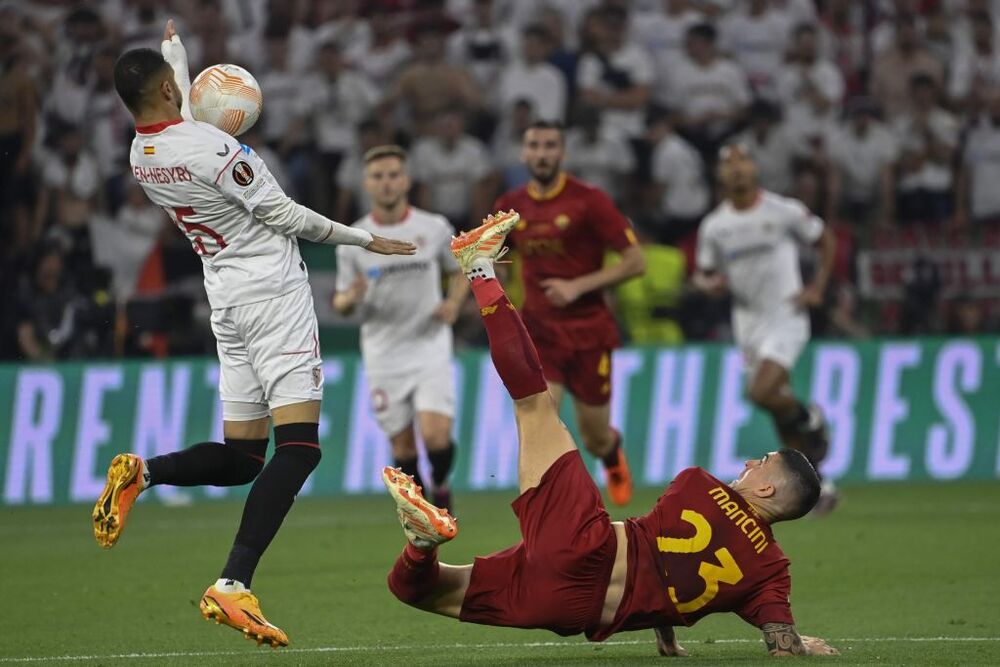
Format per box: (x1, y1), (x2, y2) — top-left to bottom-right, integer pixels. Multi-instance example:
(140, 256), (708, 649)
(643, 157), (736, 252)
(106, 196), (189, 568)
(761, 623), (806, 656)
(761, 623), (839, 657)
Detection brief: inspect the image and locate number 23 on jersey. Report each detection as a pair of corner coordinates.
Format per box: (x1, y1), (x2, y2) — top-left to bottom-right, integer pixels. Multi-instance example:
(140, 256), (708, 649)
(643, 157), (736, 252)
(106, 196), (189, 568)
(657, 509), (745, 614)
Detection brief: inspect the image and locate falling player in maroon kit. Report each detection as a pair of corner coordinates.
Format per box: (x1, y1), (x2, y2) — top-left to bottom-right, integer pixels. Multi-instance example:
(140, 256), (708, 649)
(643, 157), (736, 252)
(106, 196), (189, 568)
(381, 211), (839, 658)
(492, 121), (645, 506)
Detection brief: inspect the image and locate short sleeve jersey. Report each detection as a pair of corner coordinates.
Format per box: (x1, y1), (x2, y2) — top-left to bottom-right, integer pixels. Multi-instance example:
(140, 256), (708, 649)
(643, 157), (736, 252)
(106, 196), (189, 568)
(128, 118), (307, 309)
(335, 207), (458, 377)
(696, 190), (822, 327)
(493, 174), (638, 350)
(589, 468), (794, 641)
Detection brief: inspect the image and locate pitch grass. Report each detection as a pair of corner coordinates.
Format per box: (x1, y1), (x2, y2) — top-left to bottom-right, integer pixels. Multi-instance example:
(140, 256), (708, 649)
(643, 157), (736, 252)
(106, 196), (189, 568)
(2, 482), (999, 666)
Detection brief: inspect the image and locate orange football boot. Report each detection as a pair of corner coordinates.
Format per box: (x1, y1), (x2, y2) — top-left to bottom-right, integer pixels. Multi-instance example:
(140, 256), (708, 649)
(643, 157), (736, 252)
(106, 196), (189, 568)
(92, 453), (144, 548)
(450, 209), (520, 272)
(605, 447), (633, 506)
(200, 585), (289, 648)
(382, 467), (458, 548)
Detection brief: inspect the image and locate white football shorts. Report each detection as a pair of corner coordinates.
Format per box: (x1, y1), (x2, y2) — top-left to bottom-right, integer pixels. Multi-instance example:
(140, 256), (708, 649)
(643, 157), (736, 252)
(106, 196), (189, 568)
(737, 313), (810, 375)
(211, 282), (324, 420)
(366, 362), (456, 437)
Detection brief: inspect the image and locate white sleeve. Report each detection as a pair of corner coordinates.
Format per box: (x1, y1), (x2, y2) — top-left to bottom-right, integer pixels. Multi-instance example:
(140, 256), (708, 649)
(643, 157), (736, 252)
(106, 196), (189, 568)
(695, 222), (721, 271)
(783, 198), (824, 243)
(161, 34), (194, 122)
(253, 187), (373, 246)
(436, 217), (460, 271)
(577, 54), (601, 90)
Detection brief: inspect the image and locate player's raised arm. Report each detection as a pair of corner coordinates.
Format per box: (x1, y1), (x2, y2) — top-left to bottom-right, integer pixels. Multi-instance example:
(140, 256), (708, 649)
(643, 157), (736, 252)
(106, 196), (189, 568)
(760, 623), (838, 657)
(161, 19), (193, 121)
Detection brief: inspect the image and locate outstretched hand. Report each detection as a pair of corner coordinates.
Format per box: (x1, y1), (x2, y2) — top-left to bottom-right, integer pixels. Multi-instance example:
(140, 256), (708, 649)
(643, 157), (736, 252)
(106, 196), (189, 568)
(367, 235), (417, 256)
(163, 18), (177, 41)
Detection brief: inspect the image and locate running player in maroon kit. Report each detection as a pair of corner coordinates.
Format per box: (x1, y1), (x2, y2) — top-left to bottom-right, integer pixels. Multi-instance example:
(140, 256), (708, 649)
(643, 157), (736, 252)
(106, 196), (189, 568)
(492, 121), (645, 506)
(381, 211), (838, 658)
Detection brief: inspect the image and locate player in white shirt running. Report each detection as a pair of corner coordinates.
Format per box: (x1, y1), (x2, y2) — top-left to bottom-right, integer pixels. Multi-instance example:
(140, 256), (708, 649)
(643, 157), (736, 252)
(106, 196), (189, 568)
(333, 146), (468, 511)
(91, 21), (414, 648)
(694, 145), (838, 514)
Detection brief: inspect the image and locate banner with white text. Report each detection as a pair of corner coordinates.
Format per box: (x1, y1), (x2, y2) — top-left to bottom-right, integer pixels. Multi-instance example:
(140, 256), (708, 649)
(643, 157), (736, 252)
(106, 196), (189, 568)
(2, 337), (999, 506)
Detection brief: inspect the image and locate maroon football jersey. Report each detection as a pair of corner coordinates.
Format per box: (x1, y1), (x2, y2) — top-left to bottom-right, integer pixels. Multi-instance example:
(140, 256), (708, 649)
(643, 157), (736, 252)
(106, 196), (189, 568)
(590, 468), (795, 640)
(493, 173), (637, 350)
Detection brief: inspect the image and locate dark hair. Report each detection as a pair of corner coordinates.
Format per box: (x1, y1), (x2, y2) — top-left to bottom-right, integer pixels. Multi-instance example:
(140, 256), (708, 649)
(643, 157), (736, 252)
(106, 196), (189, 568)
(687, 23), (717, 42)
(364, 144), (407, 165)
(522, 23), (551, 40)
(776, 449), (821, 520)
(114, 48), (168, 113)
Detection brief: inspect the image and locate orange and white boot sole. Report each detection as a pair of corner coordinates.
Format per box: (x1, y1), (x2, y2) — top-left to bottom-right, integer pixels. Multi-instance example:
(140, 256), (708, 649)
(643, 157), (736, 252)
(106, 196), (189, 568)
(382, 467), (458, 546)
(450, 210), (520, 269)
(92, 453), (143, 548)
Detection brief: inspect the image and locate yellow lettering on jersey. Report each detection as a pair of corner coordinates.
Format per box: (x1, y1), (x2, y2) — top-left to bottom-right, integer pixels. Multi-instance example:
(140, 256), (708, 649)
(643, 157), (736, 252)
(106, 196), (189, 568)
(668, 547), (744, 614)
(657, 509), (712, 554)
(625, 228), (638, 245)
(480, 305), (498, 316)
(709, 486), (768, 553)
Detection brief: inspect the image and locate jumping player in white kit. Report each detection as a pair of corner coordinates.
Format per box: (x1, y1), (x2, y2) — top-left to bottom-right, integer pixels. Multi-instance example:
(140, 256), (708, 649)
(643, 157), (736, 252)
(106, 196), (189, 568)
(694, 145), (838, 514)
(91, 21), (415, 648)
(333, 145), (468, 511)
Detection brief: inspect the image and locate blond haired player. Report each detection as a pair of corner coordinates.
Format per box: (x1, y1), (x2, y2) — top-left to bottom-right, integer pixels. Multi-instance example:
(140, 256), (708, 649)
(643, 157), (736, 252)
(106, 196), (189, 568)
(333, 145), (468, 510)
(694, 145), (838, 513)
(91, 21), (414, 648)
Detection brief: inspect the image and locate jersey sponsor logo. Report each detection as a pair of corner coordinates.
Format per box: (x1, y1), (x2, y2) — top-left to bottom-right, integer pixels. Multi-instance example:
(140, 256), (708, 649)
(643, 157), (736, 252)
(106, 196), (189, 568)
(366, 260), (431, 279)
(242, 177), (265, 201)
(132, 165), (193, 184)
(726, 242), (772, 263)
(216, 144), (230, 157)
(232, 161), (254, 186)
(554, 213), (571, 229)
(143, 146), (155, 155)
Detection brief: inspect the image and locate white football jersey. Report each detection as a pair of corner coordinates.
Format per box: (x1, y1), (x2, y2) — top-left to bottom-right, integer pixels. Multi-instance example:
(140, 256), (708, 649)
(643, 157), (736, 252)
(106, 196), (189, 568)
(335, 207), (459, 377)
(697, 190), (823, 334)
(129, 117), (307, 309)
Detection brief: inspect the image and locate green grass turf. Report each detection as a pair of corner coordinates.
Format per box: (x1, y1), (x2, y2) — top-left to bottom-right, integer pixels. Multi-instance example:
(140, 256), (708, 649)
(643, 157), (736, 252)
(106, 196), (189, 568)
(1, 482), (999, 666)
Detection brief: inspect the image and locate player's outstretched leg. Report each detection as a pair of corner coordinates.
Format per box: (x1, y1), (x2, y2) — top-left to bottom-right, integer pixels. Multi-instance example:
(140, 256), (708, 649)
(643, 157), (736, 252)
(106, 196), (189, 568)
(453, 211), (576, 492)
(92, 439), (267, 548)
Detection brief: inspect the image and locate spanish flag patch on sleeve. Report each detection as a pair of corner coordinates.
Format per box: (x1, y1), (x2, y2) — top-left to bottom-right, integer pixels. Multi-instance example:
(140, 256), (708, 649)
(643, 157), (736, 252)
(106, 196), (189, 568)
(143, 146), (155, 155)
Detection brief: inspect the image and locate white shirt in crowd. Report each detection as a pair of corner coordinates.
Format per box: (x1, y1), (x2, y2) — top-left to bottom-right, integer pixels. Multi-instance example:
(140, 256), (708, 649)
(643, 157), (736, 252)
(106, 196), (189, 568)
(335, 208), (458, 377)
(335, 148), (373, 216)
(697, 190), (823, 332)
(257, 65), (308, 144)
(577, 43), (655, 139)
(825, 121), (898, 203)
(720, 10), (790, 96)
(410, 135), (492, 221)
(563, 127), (635, 201)
(297, 70), (379, 154)
(948, 47), (1000, 101)
(893, 109), (960, 191)
(498, 60), (567, 122)
(346, 39), (412, 90)
(731, 124), (806, 196)
(42, 150), (101, 200)
(448, 24), (517, 105)
(631, 7), (704, 97)
(963, 116), (1000, 219)
(775, 59), (845, 143)
(651, 133), (709, 218)
(665, 56), (752, 126)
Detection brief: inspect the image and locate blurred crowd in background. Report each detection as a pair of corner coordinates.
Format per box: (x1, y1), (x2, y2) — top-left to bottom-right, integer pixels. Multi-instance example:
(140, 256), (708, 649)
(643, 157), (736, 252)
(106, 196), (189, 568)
(2, 0), (1000, 363)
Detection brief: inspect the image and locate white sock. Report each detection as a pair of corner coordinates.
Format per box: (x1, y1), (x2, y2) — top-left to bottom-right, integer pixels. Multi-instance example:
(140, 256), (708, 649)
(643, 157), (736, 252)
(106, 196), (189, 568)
(466, 257), (495, 282)
(139, 458), (150, 491)
(215, 578), (249, 593)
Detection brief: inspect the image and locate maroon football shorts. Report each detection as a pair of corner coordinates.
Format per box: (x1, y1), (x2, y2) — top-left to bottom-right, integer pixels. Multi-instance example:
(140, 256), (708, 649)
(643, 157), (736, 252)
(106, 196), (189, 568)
(458, 451), (617, 636)
(538, 345), (613, 406)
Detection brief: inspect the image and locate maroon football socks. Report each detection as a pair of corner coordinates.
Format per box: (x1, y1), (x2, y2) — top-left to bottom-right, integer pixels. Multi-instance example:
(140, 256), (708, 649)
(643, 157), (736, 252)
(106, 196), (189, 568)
(470, 278), (548, 400)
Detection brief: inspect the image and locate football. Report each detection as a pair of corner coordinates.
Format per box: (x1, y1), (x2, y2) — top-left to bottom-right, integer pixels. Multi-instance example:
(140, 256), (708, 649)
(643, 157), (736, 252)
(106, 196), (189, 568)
(189, 64), (262, 137)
